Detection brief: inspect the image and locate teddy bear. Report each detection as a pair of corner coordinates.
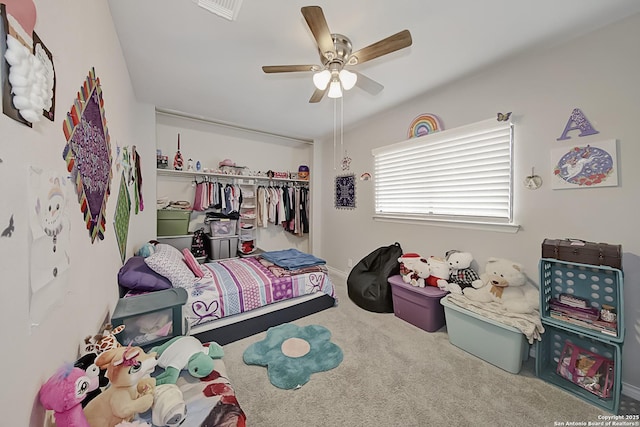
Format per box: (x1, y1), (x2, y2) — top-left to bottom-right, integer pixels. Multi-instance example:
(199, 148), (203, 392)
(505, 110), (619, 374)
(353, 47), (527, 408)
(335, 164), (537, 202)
(150, 336), (224, 385)
(83, 346), (158, 427)
(397, 253), (430, 287)
(440, 250), (483, 294)
(463, 257), (539, 314)
(425, 256), (450, 289)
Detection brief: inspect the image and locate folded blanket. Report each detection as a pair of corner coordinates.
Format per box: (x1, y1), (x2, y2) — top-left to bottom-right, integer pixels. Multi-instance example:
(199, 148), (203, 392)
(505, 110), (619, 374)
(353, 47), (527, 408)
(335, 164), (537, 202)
(260, 248), (326, 270)
(445, 294), (545, 344)
(258, 257), (328, 277)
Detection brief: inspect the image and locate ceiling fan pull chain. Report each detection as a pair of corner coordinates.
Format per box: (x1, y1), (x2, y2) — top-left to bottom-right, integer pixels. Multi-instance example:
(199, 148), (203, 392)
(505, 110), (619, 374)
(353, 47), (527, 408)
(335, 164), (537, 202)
(340, 96), (344, 163)
(333, 98), (337, 170)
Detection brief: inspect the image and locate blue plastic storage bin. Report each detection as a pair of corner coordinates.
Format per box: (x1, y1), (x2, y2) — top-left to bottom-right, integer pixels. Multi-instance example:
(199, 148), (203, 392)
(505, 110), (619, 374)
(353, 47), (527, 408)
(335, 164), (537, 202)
(539, 258), (624, 343)
(535, 323), (621, 414)
(441, 296), (529, 374)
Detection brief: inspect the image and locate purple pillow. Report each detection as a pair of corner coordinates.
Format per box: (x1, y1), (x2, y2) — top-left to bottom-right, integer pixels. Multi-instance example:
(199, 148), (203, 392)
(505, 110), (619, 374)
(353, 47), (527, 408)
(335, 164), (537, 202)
(118, 256), (172, 291)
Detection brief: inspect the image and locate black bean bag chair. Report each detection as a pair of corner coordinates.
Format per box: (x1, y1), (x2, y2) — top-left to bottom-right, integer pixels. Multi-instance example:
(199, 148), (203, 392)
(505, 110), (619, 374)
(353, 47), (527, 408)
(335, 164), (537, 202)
(347, 242), (403, 313)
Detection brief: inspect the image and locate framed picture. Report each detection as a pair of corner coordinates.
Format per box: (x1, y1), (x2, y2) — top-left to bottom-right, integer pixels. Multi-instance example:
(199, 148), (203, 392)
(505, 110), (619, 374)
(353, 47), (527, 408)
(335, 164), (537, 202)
(551, 139), (618, 190)
(335, 174), (356, 209)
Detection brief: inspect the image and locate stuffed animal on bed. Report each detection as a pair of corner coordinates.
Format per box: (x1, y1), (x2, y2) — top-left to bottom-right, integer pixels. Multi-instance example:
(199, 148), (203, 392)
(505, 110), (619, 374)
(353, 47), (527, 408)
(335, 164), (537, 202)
(39, 364), (100, 427)
(74, 352), (110, 407)
(151, 336), (224, 385)
(83, 345), (158, 427)
(463, 257), (539, 314)
(80, 323), (125, 357)
(440, 250), (483, 294)
(151, 384), (187, 427)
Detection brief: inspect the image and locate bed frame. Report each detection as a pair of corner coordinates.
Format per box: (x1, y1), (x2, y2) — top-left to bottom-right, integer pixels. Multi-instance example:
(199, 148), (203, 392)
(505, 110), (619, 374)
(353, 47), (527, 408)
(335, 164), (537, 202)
(116, 285), (337, 347)
(191, 292), (337, 345)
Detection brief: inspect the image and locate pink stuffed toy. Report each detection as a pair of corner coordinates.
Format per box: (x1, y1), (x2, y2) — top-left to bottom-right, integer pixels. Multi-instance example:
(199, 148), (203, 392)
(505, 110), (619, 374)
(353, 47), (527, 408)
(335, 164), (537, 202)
(39, 364), (100, 427)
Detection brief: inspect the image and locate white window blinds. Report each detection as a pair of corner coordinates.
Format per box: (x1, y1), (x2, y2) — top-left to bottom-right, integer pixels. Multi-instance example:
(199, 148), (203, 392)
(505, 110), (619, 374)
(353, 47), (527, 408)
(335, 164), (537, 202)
(372, 118), (514, 224)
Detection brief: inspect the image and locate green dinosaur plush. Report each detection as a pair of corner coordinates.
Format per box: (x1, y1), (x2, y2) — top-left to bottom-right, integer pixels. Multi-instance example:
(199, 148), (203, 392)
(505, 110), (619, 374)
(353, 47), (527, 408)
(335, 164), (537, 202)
(151, 336), (224, 385)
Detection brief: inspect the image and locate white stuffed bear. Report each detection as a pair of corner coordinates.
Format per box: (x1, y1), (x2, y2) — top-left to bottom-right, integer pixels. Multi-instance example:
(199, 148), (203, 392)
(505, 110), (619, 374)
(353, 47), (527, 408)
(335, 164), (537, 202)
(463, 257), (539, 314)
(425, 256), (450, 289)
(398, 253), (429, 287)
(441, 250), (483, 294)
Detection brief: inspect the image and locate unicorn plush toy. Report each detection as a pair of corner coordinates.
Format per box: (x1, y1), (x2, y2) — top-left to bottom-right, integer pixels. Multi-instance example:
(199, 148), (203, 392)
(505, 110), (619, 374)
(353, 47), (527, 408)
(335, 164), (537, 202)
(39, 364), (100, 427)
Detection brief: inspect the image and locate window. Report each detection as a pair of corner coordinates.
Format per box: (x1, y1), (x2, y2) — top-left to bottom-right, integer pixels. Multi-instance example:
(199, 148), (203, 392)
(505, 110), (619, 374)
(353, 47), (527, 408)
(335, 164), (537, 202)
(372, 118), (516, 230)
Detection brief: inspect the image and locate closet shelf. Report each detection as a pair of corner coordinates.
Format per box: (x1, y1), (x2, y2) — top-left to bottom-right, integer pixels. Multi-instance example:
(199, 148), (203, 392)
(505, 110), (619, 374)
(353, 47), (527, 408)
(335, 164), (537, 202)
(157, 169), (309, 184)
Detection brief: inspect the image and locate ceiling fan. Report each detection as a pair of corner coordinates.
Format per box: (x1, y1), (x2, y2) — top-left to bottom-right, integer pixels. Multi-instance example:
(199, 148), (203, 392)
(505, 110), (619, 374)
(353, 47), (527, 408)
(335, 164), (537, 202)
(262, 6), (412, 103)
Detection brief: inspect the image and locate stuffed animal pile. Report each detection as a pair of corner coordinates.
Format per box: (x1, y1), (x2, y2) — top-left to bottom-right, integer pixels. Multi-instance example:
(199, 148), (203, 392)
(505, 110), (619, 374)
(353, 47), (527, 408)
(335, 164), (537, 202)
(463, 257), (539, 314)
(41, 320), (231, 427)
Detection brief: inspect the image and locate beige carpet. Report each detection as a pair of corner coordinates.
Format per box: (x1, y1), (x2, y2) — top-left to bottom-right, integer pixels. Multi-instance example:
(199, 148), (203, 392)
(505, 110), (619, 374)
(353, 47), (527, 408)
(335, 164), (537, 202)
(222, 274), (617, 427)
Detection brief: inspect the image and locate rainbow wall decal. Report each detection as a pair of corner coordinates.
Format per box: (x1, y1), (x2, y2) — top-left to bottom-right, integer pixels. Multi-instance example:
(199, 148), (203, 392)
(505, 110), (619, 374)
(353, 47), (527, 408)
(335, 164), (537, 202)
(407, 113), (443, 138)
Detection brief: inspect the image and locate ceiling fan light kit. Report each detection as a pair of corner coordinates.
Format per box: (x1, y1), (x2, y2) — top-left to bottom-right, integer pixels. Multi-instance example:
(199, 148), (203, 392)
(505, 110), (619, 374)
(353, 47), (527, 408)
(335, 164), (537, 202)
(262, 5), (412, 103)
(327, 80), (342, 99)
(312, 70), (331, 90)
(338, 69), (357, 90)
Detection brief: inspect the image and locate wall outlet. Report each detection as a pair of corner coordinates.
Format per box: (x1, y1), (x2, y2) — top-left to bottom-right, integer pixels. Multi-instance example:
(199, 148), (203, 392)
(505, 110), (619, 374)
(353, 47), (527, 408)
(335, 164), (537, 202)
(347, 258), (353, 268)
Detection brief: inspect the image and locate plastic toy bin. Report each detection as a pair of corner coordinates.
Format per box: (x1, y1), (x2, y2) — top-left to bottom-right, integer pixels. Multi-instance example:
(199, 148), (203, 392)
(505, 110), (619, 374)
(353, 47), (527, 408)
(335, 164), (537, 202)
(204, 233), (239, 260)
(535, 324), (621, 413)
(208, 218), (237, 237)
(539, 258), (624, 343)
(388, 275), (448, 332)
(440, 296), (529, 374)
(111, 287), (188, 350)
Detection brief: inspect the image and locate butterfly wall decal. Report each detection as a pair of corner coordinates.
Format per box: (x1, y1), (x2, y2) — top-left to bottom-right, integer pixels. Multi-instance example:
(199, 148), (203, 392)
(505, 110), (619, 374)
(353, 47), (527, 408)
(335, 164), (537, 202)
(497, 112), (512, 122)
(1, 214), (14, 237)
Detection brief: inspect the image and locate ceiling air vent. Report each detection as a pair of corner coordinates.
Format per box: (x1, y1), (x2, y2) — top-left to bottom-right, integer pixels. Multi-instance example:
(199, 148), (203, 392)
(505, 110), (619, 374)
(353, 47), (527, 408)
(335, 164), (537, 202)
(194, 0), (243, 21)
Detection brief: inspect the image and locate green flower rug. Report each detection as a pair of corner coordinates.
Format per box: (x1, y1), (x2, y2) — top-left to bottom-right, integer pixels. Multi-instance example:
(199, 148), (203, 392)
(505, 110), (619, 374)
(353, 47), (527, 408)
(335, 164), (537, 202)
(243, 323), (343, 390)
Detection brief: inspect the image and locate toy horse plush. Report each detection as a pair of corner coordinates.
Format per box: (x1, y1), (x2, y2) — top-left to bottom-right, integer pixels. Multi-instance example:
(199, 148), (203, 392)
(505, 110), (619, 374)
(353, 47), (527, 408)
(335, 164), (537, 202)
(39, 364), (100, 427)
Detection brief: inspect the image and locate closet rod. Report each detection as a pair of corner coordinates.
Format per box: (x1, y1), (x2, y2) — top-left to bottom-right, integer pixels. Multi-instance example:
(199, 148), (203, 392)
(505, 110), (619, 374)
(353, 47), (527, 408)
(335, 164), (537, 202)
(156, 108), (314, 146)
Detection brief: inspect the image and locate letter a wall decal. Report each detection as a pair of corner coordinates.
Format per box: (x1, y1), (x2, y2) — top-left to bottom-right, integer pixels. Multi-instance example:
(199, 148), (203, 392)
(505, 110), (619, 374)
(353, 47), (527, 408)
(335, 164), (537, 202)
(557, 108), (599, 141)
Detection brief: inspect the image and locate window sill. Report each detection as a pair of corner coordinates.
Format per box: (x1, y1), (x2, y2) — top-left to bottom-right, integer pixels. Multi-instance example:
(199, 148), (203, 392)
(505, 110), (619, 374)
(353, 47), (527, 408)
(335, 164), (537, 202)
(372, 214), (520, 233)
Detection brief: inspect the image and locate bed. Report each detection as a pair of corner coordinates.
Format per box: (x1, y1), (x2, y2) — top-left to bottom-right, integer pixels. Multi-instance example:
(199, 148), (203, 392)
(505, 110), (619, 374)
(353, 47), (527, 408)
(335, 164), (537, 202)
(187, 255), (336, 345)
(117, 244), (337, 346)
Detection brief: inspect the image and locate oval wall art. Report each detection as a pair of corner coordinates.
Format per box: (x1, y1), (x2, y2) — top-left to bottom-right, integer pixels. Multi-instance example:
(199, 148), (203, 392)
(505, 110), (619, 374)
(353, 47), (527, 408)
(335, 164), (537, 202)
(551, 140), (618, 190)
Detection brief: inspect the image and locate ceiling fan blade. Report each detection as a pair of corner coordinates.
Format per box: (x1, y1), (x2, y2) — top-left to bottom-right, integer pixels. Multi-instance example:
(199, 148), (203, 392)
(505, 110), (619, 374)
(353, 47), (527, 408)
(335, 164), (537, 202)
(309, 87), (327, 103)
(353, 71), (384, 95)
(262, 65), (318, 73)
(348, 29), (412, 65)
(301, 6), (336, 61)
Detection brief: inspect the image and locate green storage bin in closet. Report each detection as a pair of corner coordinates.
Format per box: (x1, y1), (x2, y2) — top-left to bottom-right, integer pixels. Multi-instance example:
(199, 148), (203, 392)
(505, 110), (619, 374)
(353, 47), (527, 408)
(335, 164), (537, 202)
(157, 209), (191, 236)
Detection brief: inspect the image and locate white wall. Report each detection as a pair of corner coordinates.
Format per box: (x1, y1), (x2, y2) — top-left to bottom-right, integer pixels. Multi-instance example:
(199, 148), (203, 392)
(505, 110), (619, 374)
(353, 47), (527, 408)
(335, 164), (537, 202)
(318, 14), (640, 397)
(0, 1), (156, 425)
(155, 112), (313, 252)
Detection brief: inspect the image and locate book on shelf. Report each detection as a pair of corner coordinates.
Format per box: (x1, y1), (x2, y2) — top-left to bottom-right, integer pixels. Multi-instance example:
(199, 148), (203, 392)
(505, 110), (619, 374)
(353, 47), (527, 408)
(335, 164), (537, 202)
(549, 299), (599, 321)
(549, 311), (617, 336)
(558, 293), (589, 309)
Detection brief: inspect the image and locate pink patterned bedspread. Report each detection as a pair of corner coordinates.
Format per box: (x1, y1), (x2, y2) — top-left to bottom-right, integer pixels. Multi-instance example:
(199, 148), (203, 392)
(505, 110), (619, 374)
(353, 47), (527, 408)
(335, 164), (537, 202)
(184, 257), (335, 328)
